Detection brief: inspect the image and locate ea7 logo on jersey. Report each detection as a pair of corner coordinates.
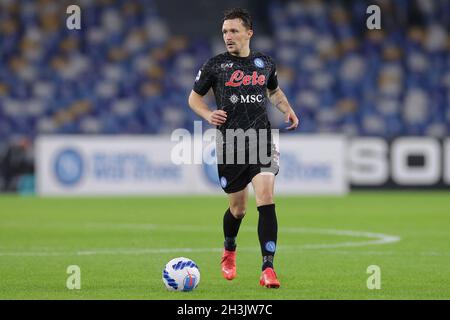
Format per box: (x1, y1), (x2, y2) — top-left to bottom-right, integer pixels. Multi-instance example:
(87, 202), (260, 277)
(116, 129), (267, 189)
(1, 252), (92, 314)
(230, 94), (264, 104)
(221, 62), (233, 69)
(225, 70), (266, 87)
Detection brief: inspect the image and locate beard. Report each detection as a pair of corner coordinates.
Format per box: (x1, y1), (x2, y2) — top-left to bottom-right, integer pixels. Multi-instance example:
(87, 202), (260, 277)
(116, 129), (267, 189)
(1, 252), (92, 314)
(226, 44), (240, 55)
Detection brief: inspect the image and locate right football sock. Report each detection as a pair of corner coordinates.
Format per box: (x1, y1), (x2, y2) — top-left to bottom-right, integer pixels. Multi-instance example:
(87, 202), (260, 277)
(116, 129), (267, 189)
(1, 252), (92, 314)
(223, 208), (243, 251)
(257, 204), (278, 271)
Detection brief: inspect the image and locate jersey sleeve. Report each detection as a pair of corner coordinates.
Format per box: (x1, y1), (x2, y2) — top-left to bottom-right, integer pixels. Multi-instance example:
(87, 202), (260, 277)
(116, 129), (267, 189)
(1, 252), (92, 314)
(193, 60), (215, 96)
(267, 59), (279, 91)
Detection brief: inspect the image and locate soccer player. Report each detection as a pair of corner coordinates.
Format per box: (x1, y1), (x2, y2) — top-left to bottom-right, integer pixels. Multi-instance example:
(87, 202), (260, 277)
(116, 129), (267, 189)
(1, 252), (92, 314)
(188, 8), (299, 288)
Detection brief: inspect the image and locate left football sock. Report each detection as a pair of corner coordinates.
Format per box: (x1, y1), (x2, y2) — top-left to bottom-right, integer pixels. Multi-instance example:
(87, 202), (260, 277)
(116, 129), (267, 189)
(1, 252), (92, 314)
(223, 208), (243, 251)
(257, 204), (277, 271)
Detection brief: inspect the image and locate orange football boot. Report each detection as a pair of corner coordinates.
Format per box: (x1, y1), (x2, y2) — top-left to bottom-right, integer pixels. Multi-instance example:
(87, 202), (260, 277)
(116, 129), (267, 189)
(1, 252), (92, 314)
(221, 249), (236, 280)
(259, 267), (280, 288)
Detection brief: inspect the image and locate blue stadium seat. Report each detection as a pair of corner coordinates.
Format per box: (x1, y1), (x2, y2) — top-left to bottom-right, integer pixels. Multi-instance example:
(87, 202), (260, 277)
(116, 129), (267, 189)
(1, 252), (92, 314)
(0, 0), (448, 141)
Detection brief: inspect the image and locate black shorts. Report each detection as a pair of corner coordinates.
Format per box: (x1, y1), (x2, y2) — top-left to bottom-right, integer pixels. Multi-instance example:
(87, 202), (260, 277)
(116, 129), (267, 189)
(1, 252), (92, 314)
(217, 143), (279, 194)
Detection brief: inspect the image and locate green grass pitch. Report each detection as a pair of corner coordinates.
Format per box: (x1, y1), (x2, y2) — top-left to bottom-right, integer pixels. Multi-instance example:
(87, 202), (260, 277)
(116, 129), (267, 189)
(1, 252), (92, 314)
(0, 192), (449, 299)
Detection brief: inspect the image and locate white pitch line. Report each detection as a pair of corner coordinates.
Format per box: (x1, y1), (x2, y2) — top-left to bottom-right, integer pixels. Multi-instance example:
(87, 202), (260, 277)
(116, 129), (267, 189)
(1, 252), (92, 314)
(0, 224), (401, 257)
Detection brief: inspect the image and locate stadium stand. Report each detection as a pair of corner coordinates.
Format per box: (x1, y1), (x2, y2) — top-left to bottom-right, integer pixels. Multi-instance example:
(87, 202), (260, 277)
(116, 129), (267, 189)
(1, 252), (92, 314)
(0, 0), (449, 191)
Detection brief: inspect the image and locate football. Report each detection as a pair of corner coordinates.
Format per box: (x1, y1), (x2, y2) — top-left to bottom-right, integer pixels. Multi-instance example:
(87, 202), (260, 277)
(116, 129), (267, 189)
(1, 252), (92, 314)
(162, 257), (200, 291)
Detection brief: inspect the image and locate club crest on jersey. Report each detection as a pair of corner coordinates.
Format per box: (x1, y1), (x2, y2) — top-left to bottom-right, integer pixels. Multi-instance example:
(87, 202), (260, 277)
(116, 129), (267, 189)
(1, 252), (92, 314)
(225, 70), (266, 87)
(221, 62), (234, 69)
(254, 58), (265, 68)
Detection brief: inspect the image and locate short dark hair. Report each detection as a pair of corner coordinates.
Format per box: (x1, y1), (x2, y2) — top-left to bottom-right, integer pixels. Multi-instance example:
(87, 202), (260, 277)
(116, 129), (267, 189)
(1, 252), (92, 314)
(223, 8), (253, 30)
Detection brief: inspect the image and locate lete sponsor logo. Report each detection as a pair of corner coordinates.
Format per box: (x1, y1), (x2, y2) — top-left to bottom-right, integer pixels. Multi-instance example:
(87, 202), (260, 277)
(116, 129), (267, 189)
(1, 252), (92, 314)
(225, 70), (266, 87)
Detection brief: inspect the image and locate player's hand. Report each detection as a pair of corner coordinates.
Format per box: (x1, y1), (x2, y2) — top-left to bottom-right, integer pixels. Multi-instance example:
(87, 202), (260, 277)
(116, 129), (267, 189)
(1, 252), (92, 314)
(207, 110), (227, 126)
(284, 110), (299, 130)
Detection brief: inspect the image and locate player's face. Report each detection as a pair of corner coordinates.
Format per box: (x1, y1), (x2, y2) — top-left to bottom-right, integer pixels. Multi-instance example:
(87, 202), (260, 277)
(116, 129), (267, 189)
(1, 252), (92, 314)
(222, 19), (253, 56)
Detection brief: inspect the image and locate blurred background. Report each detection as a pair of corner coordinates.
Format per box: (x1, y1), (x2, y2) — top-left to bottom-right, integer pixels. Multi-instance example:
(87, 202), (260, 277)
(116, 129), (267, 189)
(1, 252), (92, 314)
(0, 0), (449, 194)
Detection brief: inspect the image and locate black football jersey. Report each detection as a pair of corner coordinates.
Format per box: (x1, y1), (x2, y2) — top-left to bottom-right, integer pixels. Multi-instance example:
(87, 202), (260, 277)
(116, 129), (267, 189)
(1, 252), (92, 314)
(193, 51), (278, 133)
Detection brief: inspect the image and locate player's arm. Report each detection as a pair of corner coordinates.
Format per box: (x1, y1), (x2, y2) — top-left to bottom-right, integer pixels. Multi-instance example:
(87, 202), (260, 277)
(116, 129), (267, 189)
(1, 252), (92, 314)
(188, 90), (227, 126)
(267, 87), (299, 130)
(189, 60), (227, 126)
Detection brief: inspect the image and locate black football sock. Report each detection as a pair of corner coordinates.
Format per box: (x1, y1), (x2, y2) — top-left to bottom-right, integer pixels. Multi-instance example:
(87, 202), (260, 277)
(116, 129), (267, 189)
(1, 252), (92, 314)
(223, 208), (243, 251)
(257, 204), (278, 271)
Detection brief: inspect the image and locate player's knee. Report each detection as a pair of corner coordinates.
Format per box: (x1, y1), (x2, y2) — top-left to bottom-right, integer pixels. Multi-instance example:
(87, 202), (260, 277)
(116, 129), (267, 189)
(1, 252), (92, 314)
(256, 190), (273, 206)
(230, 206), (246, 219)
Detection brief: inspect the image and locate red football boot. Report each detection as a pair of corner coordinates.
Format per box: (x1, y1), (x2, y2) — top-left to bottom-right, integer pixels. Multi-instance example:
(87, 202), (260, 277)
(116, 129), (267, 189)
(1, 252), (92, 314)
(221, 249), (236, 280)
(259, 267), (280, 288)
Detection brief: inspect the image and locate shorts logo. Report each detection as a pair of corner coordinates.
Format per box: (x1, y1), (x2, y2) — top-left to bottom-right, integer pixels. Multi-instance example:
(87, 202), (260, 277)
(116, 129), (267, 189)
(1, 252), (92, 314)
(53, 148), (83, 186)
(254, 58), (265, 68)
(220, 176), (227, 188)
(265, 241), (276, 253)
